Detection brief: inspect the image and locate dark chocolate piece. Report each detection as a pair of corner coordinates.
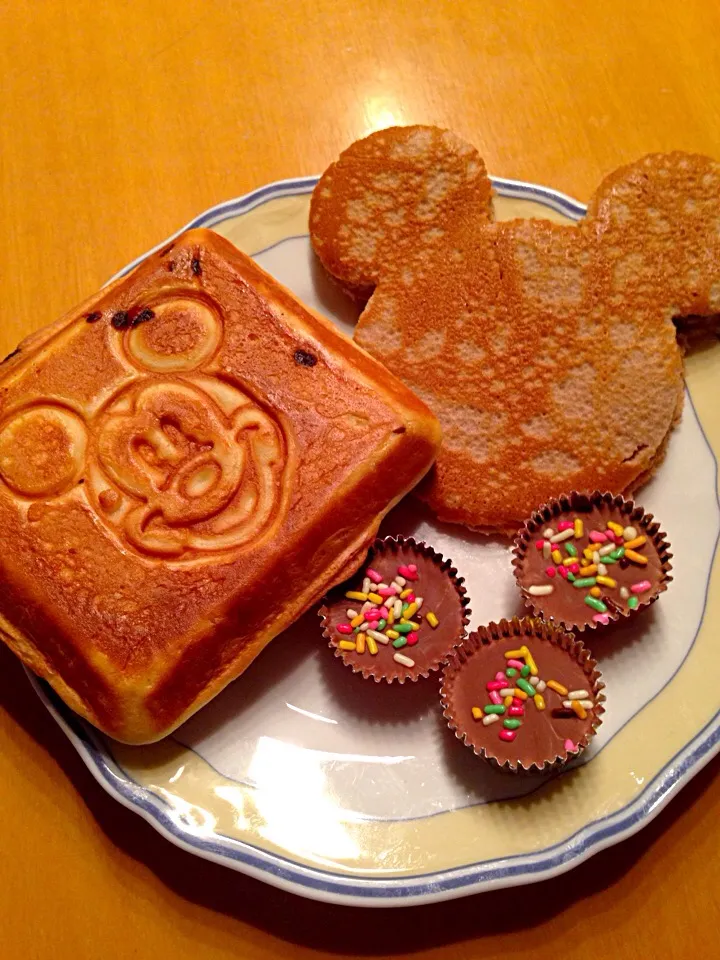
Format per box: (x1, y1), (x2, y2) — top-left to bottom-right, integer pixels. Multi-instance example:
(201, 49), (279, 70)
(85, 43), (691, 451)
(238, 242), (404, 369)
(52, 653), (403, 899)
(111, 311), (131, 330)
(131, 308), (155, 327)
(294, 350), (317, 367)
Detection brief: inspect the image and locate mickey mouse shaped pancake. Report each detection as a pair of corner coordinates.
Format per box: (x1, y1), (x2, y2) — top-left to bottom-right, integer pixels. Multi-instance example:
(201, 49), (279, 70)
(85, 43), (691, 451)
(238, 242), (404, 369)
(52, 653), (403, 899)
(310, 126), (720, 533)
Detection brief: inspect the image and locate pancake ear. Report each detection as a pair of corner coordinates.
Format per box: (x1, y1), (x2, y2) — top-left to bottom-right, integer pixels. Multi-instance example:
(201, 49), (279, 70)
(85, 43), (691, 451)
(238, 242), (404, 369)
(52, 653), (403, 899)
(586, 152), (720, 318)
(310, 125), (493, 302)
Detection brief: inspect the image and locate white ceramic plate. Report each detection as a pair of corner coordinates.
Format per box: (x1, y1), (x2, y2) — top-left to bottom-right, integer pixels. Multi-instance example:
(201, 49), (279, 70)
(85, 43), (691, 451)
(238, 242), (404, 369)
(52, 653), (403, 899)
(29, 174), (720, 907)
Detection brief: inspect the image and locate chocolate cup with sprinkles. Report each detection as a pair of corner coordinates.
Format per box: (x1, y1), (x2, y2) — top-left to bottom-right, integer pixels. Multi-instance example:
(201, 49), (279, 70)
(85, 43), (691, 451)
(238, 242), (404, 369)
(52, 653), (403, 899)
(319, 536), (471, 683)
(512, 491), (673, 632)
(440, 618), (605, 774)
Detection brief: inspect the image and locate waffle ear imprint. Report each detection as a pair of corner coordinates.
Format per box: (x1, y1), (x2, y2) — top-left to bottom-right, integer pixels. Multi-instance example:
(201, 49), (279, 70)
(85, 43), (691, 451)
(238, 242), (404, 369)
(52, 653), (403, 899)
(310, 125), (720, 533)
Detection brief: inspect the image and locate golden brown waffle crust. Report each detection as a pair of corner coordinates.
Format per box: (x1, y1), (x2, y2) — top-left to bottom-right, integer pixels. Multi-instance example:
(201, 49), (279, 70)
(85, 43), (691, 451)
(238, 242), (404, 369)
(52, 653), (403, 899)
(0, 228), (441, 743)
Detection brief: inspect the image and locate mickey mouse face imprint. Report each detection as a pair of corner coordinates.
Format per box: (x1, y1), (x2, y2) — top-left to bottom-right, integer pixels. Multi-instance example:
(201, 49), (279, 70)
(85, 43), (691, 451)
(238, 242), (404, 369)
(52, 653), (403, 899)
(125, 296), (223, 372)
(0, 405), (87, 498)
(90, 378), (287, 559)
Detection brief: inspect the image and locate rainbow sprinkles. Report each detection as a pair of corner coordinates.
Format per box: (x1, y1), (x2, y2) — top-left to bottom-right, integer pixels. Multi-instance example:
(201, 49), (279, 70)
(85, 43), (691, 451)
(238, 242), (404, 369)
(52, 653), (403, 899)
(528, 517), (653, 622)
(335, 563), (441, 668)
(471, 644), (597, 747)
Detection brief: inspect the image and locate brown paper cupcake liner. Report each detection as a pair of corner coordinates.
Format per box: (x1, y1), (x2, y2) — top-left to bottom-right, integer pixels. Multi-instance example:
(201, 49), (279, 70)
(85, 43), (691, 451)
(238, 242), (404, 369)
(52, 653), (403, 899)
(440, 617), (605, 774)
(319, 535), (471, 683)
(512, 491), (673, 632)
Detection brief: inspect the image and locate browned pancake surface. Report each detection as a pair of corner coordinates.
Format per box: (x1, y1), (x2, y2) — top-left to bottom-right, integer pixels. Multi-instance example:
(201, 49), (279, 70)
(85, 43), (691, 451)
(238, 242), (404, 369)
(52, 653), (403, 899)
(311, 130), (720, 531)
(309, 125), (494, 301)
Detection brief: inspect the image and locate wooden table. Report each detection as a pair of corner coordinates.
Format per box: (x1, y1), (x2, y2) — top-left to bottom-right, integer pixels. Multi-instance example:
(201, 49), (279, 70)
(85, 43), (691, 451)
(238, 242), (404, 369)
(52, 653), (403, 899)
(2, 2), (719, 957)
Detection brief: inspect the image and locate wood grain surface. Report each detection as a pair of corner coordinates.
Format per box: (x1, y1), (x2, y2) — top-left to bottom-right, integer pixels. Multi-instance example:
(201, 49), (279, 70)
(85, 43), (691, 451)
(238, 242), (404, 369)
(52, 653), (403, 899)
(1, 2), (719, 958)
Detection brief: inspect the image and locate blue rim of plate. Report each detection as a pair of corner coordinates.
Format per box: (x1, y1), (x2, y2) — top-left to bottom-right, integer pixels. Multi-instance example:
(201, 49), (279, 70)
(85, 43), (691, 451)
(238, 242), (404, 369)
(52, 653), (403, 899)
(26, 174), (720, 907)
